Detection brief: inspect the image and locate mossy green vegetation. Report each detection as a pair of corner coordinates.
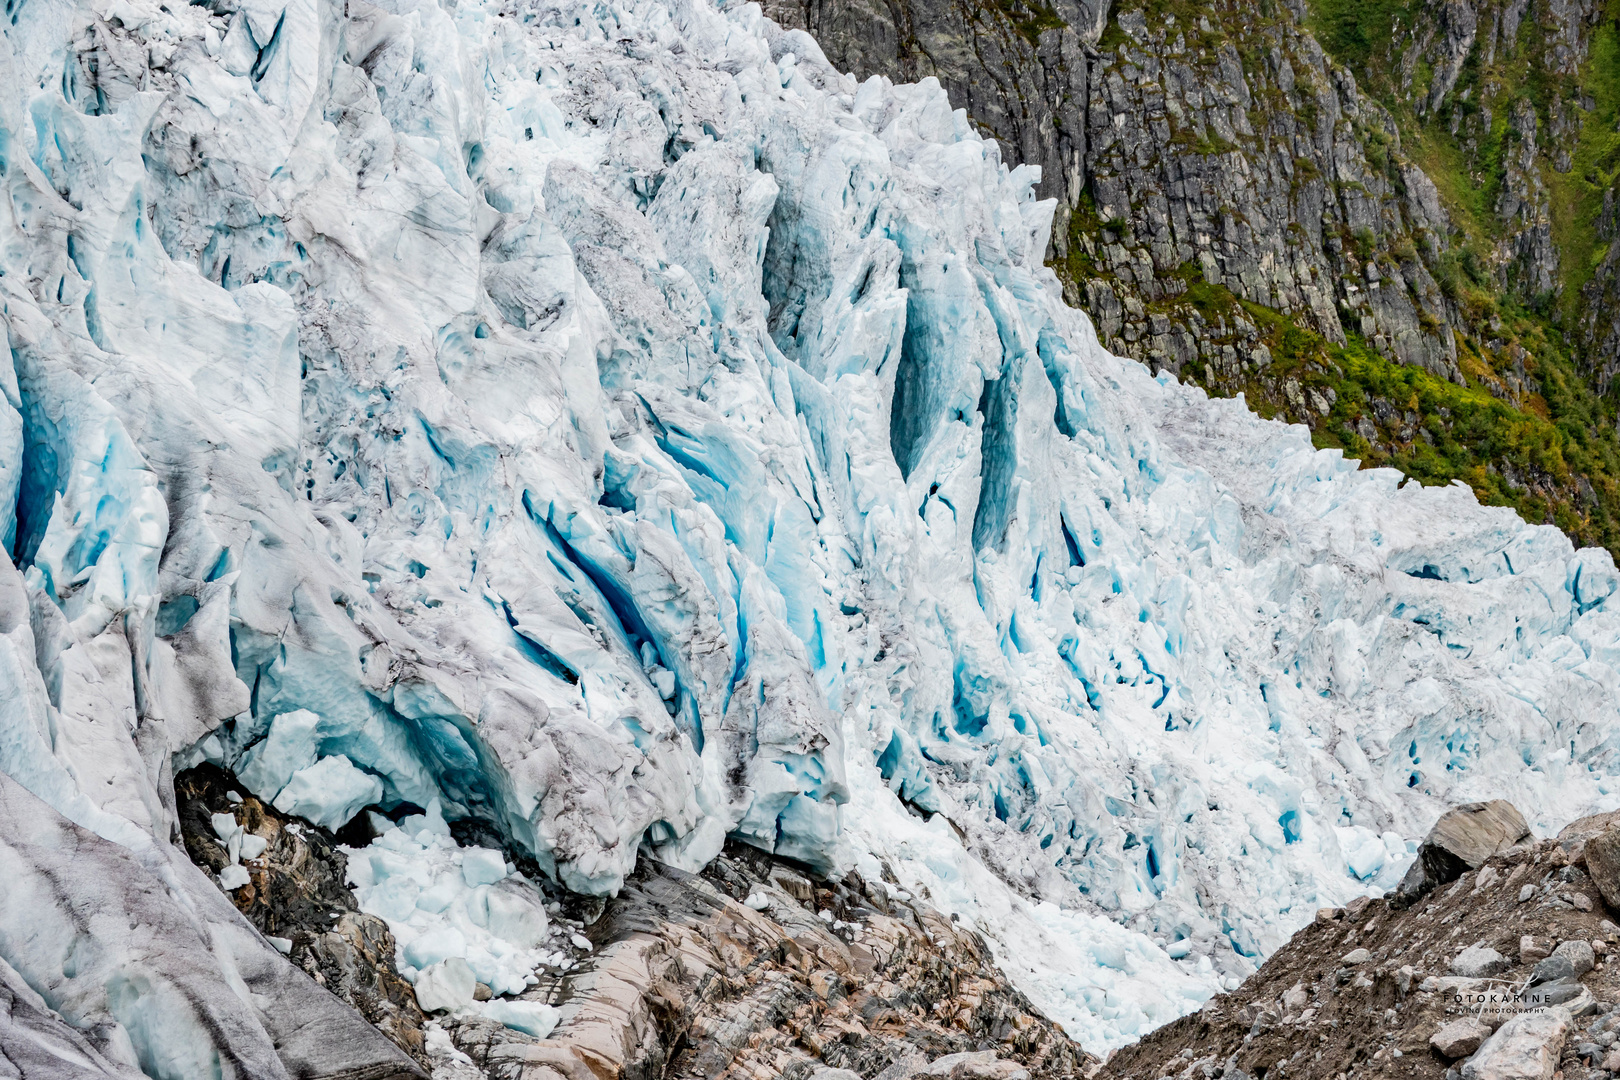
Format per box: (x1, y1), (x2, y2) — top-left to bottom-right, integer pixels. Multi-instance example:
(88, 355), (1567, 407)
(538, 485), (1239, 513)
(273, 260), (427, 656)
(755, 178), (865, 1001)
(985, 0), (1067, 44)
(1062, 0), (1620, 556)
(1179, 267), (1620, 550)
(1060, 177), (1620, 548)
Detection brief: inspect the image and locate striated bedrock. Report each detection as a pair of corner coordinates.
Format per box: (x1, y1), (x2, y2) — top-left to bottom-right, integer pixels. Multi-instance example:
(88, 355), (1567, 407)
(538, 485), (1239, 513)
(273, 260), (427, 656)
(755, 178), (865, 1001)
(4, 0), (1620, 1063)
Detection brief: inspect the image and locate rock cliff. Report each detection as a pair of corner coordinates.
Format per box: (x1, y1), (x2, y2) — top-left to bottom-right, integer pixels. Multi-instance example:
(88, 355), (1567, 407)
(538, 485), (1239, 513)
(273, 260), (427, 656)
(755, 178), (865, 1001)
(762, 0), (1620, 554)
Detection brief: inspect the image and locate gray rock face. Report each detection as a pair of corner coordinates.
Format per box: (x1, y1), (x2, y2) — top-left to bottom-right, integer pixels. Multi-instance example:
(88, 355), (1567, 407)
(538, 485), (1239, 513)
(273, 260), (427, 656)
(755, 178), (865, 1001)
(1581, 190), (1620, 393)
(760, 0), (1100, 232)
(762, 0), (1465, 389)
(1395, 800), (1533, 904)
(767, 0), (1620, 511)
(1460, 1008), (1571, 1080)
(1431, 1017), (1493, 1060)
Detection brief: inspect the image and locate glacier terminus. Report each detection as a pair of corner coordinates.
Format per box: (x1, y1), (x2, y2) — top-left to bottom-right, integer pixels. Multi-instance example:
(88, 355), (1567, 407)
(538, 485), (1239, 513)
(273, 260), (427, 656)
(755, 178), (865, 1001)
(0, 0), (1619, 1068)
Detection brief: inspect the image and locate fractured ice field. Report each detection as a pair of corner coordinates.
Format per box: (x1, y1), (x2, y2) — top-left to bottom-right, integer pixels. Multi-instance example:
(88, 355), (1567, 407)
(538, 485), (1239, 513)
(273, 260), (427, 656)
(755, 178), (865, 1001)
(1, 0), (1619, 1061)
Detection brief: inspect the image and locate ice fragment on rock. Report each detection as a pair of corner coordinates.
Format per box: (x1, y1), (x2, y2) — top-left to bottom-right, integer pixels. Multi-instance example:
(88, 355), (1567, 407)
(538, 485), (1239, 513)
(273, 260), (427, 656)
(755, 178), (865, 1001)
(472, 889), (549, 948)
(211, 812), (240, 843)
(416, 882), (458, 914)
(482, 999), (558, 1039)
(414, 958), (477, 1014)
(271, 755), (383, 831)
(240, 833), (268, 860)
(235, 710), (322, 800)
(405, 928), (469, 970)
(219, 864), (251, 890)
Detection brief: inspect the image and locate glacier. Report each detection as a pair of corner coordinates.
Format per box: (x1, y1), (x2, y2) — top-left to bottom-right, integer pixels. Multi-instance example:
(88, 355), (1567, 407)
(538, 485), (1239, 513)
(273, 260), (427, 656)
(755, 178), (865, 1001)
(1, 0), (1620, 1063)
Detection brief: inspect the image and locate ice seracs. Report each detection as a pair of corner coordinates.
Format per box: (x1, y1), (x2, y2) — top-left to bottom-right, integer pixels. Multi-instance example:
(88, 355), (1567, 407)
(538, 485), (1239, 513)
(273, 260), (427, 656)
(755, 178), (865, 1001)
(1, 0), (1620, 1059)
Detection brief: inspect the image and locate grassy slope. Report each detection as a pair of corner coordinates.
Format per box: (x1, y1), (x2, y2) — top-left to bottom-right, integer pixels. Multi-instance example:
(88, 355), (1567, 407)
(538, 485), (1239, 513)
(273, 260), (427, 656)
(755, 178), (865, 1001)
(1057, 0), (1620, 555)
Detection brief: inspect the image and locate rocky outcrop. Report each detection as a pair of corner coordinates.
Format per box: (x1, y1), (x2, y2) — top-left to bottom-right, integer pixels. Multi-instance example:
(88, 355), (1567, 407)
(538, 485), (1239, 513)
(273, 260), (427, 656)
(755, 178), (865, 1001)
(422, 843), (1091, 1080)
(763, 0), (1620, 553)
(1092, 813), (1620, 1080)
(1567, 812), (1620, 920)
(1581, 190), (1620, 393)
(175, 764), (431, 1066)
(1395, 0), (1604, 302)
(758, 0), (1102, 225)
(1395, 799), (1535, 903)
(171, 769), (1089, 1080)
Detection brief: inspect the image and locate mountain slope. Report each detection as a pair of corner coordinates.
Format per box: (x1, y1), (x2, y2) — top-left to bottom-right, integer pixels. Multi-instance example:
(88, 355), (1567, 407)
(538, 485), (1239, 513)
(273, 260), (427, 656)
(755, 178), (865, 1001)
(764, 0), (1620, 555)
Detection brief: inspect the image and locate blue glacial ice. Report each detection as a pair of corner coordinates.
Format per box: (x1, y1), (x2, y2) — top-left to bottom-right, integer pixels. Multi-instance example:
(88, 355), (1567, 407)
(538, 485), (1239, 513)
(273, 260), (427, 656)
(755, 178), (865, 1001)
(0, 0), (1618, 1058)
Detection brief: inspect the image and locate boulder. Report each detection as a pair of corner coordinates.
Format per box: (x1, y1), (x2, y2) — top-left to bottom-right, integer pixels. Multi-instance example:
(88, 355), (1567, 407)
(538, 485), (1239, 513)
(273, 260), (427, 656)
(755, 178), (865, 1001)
(1431, 1018), (1493, 1059)
(1520, 936), (1551, 963)
(1461, 1007), (1570, 1080)
(1552, 940), (1595, 977)
(918, 1052), (1032, 1080)
(1451, 945), (1510, 978)
(1581, 822), (1620, 911)
(1530, 981), (1587, 1006)
(1531, 955), (1576, 985)
(1556, 810), (1620, 859)
(1396, 802), (1533, 905)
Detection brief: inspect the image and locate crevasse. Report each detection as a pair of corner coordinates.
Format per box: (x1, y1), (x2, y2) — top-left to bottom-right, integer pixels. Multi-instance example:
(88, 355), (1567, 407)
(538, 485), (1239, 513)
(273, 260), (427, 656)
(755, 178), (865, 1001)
(0, 0), (1618, 1061)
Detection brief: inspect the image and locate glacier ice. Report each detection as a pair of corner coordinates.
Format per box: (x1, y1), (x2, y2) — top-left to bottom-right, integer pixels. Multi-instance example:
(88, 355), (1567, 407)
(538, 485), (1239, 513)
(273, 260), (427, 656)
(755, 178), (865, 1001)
(481, 999), (559, 1039)
(0, 0), (1619, 1057)
(345, 811), (555, 996)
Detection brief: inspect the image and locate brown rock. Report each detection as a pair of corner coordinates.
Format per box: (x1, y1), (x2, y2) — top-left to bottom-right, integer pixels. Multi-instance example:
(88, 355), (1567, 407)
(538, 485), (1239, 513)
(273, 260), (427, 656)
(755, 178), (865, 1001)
(1520, 935), (1552, 963)
(1431, 1017), (1492, 1059)
(920, 1051), (1032, 1080)
(1395, 801), (1533, 905)
(1582, 824), (1620, 912)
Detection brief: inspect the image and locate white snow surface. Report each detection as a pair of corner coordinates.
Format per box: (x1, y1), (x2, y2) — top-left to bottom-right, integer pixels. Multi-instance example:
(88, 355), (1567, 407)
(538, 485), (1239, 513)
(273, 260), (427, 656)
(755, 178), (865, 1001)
(0, 0), (1617, 1054)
